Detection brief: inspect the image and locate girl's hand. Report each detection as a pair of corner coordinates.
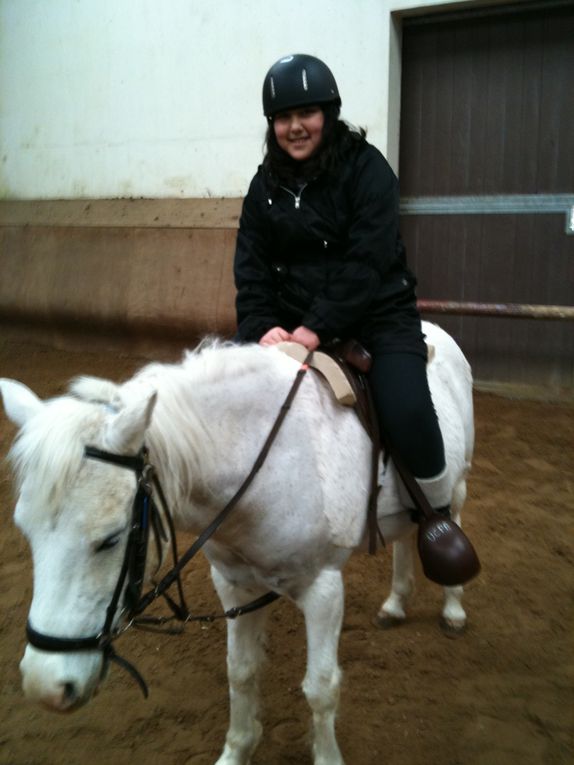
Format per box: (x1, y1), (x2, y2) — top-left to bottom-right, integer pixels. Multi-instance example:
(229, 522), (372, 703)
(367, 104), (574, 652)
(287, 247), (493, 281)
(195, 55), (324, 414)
(259, 327), (292, 346)
(291, 326), (320, 351)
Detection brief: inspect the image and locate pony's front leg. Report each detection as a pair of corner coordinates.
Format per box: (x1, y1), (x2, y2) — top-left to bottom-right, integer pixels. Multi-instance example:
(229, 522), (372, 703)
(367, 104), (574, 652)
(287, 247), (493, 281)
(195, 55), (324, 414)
(297, 569), (345, 765)
(211, 567), (268, 765)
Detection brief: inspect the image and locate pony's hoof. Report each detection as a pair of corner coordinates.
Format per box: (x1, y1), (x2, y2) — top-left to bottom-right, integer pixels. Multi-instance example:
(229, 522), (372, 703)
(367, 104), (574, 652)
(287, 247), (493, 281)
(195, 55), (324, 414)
(373, 612), (405, 630)
(439, 616), (467, 638)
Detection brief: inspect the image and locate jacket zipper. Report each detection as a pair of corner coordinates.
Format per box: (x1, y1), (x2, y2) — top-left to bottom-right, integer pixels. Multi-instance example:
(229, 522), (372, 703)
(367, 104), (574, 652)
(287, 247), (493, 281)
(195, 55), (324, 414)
(280, 183), (307, 209)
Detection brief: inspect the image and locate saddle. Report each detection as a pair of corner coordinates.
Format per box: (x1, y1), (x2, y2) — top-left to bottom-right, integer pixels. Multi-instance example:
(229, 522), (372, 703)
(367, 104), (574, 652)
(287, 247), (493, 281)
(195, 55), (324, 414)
(277, 340), (436, 408)
(277, 339), (481, 586)
(277, 340), (367, 406)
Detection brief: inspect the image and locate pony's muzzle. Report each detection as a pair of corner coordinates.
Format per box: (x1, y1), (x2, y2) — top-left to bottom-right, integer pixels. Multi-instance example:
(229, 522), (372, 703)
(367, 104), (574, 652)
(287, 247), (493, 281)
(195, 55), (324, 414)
(20, 645), (102, 712)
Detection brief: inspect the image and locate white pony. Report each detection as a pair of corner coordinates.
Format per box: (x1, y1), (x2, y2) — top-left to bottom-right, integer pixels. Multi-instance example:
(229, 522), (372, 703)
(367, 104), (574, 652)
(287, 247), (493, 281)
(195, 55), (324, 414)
(0, 322), (473, 765)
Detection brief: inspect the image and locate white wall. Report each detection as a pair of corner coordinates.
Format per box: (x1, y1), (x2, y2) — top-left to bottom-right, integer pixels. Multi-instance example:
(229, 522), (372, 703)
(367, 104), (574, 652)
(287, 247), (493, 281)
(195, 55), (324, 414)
(0, 0), (510, 199)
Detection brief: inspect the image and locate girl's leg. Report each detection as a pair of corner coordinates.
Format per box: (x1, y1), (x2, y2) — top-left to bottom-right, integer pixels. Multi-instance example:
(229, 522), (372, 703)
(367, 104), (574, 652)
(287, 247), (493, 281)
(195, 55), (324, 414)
(368, 352), (450, 510)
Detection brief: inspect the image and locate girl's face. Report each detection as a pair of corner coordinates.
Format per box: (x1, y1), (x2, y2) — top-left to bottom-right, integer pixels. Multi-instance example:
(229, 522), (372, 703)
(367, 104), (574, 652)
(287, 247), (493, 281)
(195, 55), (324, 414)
(273, 105), (325, 161)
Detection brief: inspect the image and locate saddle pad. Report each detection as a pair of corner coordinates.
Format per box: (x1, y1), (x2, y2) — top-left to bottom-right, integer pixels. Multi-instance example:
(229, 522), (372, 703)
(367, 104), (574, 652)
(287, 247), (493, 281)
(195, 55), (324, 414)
(276, 342), (357, 406)
(276, 342), (436, 407)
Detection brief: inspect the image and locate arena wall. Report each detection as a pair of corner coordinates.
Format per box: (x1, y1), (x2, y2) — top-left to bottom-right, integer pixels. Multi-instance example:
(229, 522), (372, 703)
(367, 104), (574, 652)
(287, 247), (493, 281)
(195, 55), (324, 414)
(1, 0), (492, 352)
(0, 199), (241, 356)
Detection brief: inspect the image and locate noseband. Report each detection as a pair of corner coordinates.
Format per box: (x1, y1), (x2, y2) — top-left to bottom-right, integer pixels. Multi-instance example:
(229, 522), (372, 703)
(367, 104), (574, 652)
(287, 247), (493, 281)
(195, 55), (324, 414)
(25, 355), (312, 697)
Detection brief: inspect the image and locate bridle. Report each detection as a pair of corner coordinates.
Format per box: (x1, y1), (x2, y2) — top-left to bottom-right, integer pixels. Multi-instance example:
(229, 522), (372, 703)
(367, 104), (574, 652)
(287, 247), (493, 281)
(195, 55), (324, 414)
(26, 447), (169, 695)
(25, 355), (312, 697)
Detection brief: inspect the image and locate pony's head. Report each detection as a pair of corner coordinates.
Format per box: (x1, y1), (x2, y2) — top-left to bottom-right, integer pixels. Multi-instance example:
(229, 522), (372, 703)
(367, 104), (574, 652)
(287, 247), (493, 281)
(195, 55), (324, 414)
(0, 377), (157, 712)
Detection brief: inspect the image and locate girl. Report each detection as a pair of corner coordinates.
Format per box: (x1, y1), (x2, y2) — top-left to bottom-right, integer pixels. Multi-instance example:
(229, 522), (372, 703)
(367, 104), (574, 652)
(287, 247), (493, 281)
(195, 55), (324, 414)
(234, 54), (451, 522)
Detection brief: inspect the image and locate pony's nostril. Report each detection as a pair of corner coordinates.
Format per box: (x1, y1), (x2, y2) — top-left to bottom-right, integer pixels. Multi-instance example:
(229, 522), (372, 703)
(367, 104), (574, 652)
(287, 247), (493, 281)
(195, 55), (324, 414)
(62, 681), (77, 707)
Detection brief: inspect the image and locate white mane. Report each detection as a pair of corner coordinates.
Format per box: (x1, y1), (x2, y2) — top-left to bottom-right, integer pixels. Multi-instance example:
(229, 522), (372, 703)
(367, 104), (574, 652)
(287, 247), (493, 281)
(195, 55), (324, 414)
(126, 341), (276, 502)
(9, 340), (279, 519)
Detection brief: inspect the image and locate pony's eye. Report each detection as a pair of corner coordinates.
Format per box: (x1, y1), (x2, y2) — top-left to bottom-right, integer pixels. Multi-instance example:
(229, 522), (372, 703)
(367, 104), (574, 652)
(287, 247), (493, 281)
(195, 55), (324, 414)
(95, 535), (120, 553)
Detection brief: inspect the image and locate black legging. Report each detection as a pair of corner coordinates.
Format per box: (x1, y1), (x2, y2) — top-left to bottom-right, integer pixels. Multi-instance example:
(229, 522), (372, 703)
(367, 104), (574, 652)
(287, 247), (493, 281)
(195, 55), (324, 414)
(368, 352), (445, 479)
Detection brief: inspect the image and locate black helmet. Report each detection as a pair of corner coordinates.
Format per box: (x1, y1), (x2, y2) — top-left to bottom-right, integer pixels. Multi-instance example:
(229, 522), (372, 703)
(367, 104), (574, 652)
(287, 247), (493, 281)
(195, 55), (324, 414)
(262, 54), (341, 117)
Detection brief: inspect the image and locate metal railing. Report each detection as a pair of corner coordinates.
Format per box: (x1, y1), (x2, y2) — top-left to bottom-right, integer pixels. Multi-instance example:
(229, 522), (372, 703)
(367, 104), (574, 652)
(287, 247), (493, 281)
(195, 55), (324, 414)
(417, 300), (574, 320)
(400, 194), (574, 234)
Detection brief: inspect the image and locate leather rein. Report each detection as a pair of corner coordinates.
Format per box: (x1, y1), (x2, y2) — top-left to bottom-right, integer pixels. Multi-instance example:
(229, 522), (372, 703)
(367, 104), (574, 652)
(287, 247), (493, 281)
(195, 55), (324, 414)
(25, 355), (312, 698)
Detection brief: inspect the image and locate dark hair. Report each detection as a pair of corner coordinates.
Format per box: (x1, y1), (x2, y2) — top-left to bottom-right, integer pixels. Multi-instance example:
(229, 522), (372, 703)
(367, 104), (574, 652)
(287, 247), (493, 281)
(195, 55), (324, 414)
(262, 103), (366, 188)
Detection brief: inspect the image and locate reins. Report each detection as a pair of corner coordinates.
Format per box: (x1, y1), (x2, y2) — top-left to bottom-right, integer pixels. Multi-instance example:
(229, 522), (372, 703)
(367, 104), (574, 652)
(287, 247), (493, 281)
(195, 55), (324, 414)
(134, 350), (313, 621)
(25, 354), (312, 697)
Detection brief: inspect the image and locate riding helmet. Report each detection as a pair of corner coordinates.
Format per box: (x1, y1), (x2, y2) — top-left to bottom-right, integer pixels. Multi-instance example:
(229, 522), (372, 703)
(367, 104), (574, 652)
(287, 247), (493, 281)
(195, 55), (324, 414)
(262, 54), (341, 118)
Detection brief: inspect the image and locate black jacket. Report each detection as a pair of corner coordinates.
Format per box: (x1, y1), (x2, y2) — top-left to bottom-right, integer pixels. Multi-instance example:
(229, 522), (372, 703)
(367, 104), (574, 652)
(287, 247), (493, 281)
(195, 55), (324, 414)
(234, 140), (424, 355)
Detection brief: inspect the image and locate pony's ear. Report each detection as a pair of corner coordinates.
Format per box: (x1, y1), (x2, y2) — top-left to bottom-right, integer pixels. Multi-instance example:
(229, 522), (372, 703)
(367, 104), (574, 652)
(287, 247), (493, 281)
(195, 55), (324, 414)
(105, 390), (157, 453)
(0, 379), (44, 428)
(69, 375), (122, 406)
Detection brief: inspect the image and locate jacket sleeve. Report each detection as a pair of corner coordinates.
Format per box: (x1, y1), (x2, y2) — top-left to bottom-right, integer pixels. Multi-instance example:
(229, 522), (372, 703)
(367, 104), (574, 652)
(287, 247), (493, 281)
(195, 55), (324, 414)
(301, 146), (400, 341)
(234, 173), (281, 342)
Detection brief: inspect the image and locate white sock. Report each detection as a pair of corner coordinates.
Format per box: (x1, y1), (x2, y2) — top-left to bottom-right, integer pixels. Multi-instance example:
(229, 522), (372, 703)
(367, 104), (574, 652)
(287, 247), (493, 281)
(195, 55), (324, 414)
(397, 465), (451, 510)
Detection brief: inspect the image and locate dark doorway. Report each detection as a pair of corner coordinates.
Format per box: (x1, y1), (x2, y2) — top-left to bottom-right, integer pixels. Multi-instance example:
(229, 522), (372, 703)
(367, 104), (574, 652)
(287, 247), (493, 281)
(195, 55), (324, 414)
(399, 0), (574, 392)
